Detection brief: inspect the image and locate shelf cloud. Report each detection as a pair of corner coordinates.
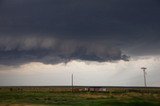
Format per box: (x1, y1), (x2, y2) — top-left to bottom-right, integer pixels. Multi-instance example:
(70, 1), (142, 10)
(0, 35), (129, 65)
(0, 0), (160, 65)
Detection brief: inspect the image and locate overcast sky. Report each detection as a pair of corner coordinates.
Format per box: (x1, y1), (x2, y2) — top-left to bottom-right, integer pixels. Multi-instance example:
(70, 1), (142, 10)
(0, 0), (160, 86)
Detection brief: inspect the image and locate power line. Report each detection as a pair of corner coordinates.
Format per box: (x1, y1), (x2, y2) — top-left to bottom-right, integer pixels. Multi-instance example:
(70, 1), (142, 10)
(71, 73), (73, 92)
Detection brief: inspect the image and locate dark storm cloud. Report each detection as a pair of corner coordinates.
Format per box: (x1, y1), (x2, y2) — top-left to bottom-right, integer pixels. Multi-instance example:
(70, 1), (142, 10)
(0, 0), (160, 37)
(0, 0), (160, 65)
(0, 35), (129, 65)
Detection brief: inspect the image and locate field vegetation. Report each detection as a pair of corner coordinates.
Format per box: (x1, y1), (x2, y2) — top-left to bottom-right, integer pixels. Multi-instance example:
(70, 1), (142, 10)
(0, 87), (160, 106)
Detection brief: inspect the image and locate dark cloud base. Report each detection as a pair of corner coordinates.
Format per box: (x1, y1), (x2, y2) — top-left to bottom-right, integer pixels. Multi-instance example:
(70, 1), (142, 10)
(0, 0), (160, 65)
(0, 49), (129, 66)
(0, 36), (129, 66)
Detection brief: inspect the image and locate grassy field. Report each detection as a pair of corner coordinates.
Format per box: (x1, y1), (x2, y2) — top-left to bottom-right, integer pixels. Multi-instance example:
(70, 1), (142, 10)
(0, 87), (160, 106)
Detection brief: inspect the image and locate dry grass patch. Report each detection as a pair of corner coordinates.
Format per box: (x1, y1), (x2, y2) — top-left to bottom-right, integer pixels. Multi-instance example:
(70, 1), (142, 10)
(79, 93), (108, 99)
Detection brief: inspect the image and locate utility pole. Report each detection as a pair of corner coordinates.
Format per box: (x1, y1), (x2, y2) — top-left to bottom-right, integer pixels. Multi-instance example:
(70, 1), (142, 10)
(71, 73), (73, 92)
(141, 67), (147, 87)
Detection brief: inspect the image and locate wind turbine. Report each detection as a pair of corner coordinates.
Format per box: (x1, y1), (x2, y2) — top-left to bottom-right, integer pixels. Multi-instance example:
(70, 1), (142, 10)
(141, 67), (147, 87)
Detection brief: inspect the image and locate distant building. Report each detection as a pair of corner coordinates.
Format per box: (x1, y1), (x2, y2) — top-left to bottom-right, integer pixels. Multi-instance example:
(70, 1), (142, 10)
(74, 87), (107, 92)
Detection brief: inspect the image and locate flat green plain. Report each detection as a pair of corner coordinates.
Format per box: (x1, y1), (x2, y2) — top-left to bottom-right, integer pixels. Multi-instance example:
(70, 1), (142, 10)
(0, 87), (160, 106)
